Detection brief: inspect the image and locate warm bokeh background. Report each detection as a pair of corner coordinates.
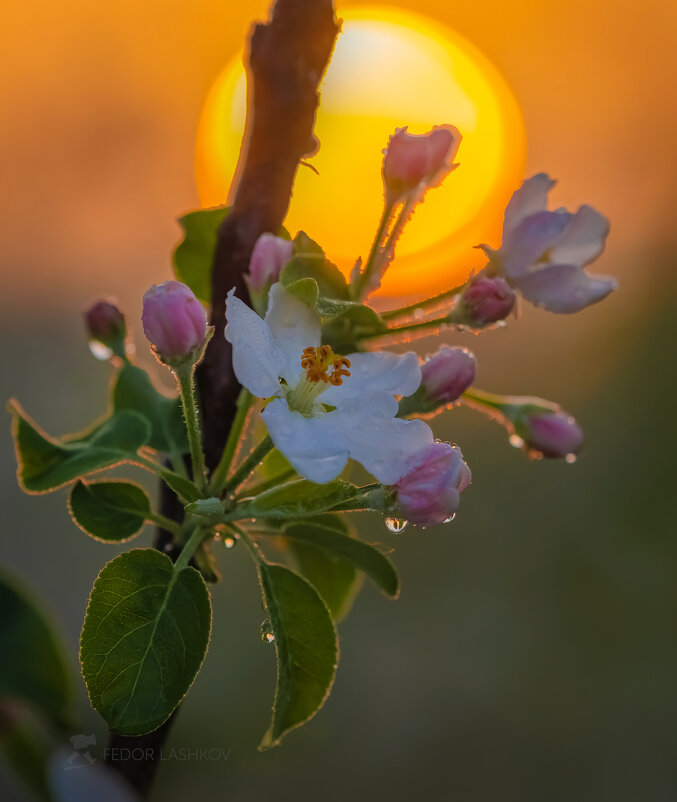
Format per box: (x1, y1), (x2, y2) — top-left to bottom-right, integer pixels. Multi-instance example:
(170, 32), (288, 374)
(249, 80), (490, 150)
(2, 1), (677, 800)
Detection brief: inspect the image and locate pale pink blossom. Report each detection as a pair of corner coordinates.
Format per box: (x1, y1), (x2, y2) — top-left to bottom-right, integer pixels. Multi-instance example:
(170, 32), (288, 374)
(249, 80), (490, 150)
(142, 281), (208, 363)
(247, 234), (293, 292)
(421, 346), (476, 404)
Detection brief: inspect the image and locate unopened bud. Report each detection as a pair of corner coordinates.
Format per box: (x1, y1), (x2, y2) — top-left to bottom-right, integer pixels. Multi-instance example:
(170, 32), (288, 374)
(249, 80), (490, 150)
(421, 346), (476, 404)
(456, 274), (515, 327)
(84, 300), (127, 359)
(393, 442), (471, 527)
(382, 125), (461, 205)
(247, 234), (293, 293)
(141, 281), (209, 366)
(516, 408), (584, 459)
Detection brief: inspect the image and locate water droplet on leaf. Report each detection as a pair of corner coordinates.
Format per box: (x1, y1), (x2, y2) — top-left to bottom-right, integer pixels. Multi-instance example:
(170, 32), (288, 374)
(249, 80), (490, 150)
(259, 620), (275, 643)
(385, 517), (408, 534)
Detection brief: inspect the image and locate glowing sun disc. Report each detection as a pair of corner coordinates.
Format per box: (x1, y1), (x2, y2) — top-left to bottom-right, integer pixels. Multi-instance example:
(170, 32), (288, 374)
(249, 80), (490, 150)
(195, 6), (526, 298)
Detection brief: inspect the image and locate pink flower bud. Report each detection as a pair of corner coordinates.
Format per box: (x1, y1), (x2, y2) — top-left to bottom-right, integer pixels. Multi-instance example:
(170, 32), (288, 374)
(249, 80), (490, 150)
(460, 274), (515, 326)
(421, 346), (476, 404)
(393, 442), (471, 527)
(518, 410), (584, 459)
(382, 125), (461, 205)
(84, 301), (126, 354)
(142, 281), (208, 364)
(247, 234), (293, 292)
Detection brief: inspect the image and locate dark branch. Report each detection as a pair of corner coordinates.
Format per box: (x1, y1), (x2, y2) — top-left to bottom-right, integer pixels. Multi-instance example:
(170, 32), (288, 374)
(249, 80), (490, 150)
(105, 0), (339, 795)
(199, 0), (340, 469)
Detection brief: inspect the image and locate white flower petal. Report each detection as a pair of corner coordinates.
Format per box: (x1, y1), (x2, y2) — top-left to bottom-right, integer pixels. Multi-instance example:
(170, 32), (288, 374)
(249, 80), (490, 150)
(500, 210), (572, 278)
(265, 283), (321, 384)
(261, 398), (349, 483)
(320, 351), (421, 405)
(341, 409), (435, 485)
(224, 289), (284, 398)
(503, 173), (556, 239)
(548, 205), (610, 267)
(515, 263), (618, 314)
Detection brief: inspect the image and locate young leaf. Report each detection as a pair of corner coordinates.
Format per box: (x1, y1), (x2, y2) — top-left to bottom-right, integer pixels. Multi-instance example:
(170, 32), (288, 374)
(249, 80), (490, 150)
(80, 549), (212, 736)
(8, 403), (150, 494)
(112, 363), (188, 454)
(238, 479), (364, 519)
(69, 480), (151, 542)
(257, 562), (337, 749)
(283, 515), (361, 621)
(282, 231), (350, 300)
(160, 469), (203, 504)
(0, 571), (74, 730)
(281, 515), (399, 599)
(172, 206), (230, 303)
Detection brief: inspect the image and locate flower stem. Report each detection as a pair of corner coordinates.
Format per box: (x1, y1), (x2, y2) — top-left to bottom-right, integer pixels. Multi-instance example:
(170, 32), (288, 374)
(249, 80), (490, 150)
(174, 526), (210, 571)
(352, 201), (395, 300)
(223, 435), (275, 493)
(175, 365), (208, 496)
(361, 314), (450, 341)
(227, 522), (264, 565)
(208, 388), (252, 495)
(381, 282), (466, 321)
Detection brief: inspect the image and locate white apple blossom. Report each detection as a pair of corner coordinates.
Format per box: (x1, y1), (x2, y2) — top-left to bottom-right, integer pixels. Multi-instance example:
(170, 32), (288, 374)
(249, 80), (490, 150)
(225, 283), (434, 484)
(482, 173), (617, 313)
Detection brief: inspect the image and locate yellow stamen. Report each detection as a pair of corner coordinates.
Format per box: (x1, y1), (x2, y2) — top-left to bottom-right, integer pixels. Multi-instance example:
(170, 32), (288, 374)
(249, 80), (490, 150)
(300, 346), (351, 386)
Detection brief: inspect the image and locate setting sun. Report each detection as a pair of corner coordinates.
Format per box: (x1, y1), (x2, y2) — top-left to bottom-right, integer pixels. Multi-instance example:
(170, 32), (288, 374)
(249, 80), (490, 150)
(195, 5), (526, 298)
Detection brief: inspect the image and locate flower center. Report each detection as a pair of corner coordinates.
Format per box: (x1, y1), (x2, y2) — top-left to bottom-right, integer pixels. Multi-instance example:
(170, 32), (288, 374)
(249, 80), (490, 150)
(286, 346), (351, 415)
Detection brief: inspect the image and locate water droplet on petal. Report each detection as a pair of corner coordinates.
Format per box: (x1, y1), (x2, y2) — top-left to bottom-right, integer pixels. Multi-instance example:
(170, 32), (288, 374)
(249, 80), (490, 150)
(385, 517), (408, 534)
(259, 620), (275, 643)
(508, 434), (524, 449)
(443, 513), (456, 523)
(89, 341), (113, 361)
(565, 453), (577, 464)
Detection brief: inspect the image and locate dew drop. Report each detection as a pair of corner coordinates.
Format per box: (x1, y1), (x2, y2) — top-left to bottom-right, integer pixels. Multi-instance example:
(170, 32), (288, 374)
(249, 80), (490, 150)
(385, 517), (408, 534)
(413, 307), (425, 320)
(88, 341), (113, 361)
(508, 434), (524, 449)
(259, 620), (275, 643)
(443, 513), (456, 524)
(223, 536), (237, 549)
(565, 453), (578, 464)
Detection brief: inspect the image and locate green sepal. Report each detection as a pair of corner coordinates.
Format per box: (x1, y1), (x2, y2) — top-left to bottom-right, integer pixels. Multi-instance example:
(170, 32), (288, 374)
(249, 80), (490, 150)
(256, 562), (337, 749)
(68, 480), (151, 542)
(112, 363), (189, 454)
(172, 206), (230, 303)
(0, 571), (74, 731)
(8, 402), (150, 494)
(184, 497), (226, 521)
(80, 549), (212, 736)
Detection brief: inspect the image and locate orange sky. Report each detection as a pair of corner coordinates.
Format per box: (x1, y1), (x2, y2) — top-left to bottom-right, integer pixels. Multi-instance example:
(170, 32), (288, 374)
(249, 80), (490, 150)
(1, 0), (676, 311)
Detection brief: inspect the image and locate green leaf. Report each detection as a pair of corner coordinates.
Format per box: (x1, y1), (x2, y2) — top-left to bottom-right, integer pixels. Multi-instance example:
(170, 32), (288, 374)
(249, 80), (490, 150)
(160, 469), (203, 504)
(0, 571), (73, 730)
(9, 402), (150, 494)
(69, 480), (151, 542)
(257, 562), (337, 749)
(172, 206), (230, 303)
(80, 549), (212, 736)
(282, 232), (350, 300)
(112, 363), (188, 454)
(281, 515), (399, 600)
(283, 515), (360, 621)
(238, 479), (364, 519)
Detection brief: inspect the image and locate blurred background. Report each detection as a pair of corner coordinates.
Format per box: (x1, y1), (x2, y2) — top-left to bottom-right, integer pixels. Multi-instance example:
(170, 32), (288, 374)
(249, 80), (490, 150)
(2, 0), (677, 800)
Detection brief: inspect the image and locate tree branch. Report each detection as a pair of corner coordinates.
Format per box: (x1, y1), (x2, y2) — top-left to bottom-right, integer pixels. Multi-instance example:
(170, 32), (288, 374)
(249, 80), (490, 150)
(199, 0), (340, 469)
(104, 0), (339, 795)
